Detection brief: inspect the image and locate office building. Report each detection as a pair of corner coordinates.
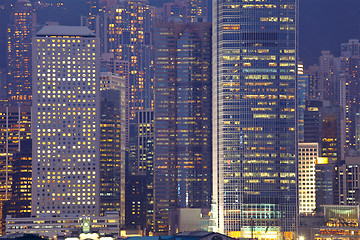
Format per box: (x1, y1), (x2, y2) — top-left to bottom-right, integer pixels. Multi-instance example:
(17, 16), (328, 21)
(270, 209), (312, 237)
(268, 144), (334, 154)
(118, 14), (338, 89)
(305, 51), (335, 104)
(153, 22), (212, 233)
(126, 109), (154, 232)
(131, 110), (154, 176)
(0, 107), (32, 194)
(321, 105), (340, 164)
(306, 65), (322, 101)
(125, 175), (147, 230)
(100, 53), (129, 81)
(338, 44), (360, 155)
(32, 25), (100, 217)
(0, 106), (31, 234)
(100, 53), (129, 147)
(304, 100), (322, 144)
(298, 143), (318, 215)
(0, 71), (7, 103)
(338, 157), (360, 205)
(303, 100), (341, 164)
(212, 0), (297, 238)
(318, 51), (336, 104)
(85, 0), (118, 54)
(298, 63), (309, 143)
(315, 160), (335, 209)
(7, 0), (35, 105)
(87, 0), (99, 33)
(2, 139), (32, 223)
(100, 72), (127, 224)
(107, 0), (154, 118)
(298, 142), (335, 215)
(127, 110), (154, 231)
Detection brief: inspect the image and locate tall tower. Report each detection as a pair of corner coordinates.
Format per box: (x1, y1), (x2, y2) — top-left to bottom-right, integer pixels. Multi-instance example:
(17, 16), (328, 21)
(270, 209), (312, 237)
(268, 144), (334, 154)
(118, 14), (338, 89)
(213, 0), (298, 238)
(3, 139), (32, 220)
(153, 22), (212, 234)
(87, 0), (99, 33)
(0, 106), (31, 233)
(7, 0), (34, 105)
(107, 0), (154, 119)
(99, 72), (127, 225)
(32, 26), (100, 217)
(338, 40), (360, 155)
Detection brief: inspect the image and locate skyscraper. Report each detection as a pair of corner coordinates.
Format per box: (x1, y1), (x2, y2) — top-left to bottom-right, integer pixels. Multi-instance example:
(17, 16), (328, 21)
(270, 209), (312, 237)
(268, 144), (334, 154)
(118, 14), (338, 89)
(32, 25), (100, 217)
(0, 106), (31, 233)
(7, 0), (35, 105)
(126, 109), (154, 232)
(2, 139), (32, 221)
(212, 0), (297, 238)
(153, 22), (212, 233)
(101, 53), (130, 147)
(304, 100), (322, 144)
(87, 0), (99, 33)
(107, 0), (154, 118)
(298, 143), (318, 215)
(318, 51), (335, 104)
(100, 72), (127, 224)
(338, 157), (360, 205)
(338, 42), (360, 155)
(297, 62), (309, 143)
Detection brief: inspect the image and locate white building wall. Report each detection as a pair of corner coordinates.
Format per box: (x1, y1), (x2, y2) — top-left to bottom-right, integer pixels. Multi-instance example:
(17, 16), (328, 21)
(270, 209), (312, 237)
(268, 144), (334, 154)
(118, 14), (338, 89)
(32, 26), (100, 217)
(298, 143), (318, 215)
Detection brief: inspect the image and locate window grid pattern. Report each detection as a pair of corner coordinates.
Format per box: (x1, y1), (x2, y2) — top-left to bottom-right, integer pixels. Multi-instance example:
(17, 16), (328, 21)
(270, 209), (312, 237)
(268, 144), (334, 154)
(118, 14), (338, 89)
(213, 0), (297, 238)
(32, 34), (100, 217)
(298, 143), (318, 215)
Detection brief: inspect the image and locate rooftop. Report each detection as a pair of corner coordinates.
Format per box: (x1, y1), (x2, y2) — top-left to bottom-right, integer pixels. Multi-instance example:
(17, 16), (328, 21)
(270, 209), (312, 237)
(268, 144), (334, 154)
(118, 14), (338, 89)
(36, 26), (95, 37)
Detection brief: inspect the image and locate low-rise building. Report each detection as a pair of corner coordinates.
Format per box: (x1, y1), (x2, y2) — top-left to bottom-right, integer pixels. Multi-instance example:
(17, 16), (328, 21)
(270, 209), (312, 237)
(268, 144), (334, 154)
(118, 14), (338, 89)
(299, 205), (360, 240)
(5, 212), (120, 239)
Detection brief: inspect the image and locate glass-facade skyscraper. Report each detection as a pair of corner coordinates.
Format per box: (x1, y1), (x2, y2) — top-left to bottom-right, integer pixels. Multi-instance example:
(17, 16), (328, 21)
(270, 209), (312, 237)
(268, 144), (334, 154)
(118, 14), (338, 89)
(107, 0), (154, 119)
(212, 0), (298, 239)
(154, 22), (212, 234)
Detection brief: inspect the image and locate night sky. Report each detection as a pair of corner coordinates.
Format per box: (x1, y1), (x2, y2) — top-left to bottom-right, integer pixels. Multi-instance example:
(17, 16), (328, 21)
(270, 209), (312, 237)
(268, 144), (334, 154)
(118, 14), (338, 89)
(0, 0), (360, 68)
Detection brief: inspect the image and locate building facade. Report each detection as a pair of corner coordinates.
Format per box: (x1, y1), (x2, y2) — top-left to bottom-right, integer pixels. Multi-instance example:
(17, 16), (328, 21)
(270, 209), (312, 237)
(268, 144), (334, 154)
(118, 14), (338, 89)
(100, 53), (130, 148)
(6, 212), (120, 239)
(99, 72), (127, 224)
(0, 106), (31, 234)
(153, 22), (212, 233)
(338, 157), (360, 205)
(297, 63), (309, 143)
(126, 109), (154, 232)
(7, 0), (35, 105)
(2, 139), (32, 223)
(107, 0), (154, 119)
(298, 143), (318, 215)
(32, 25), (100, 217)
(212, 0), (298, 238)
